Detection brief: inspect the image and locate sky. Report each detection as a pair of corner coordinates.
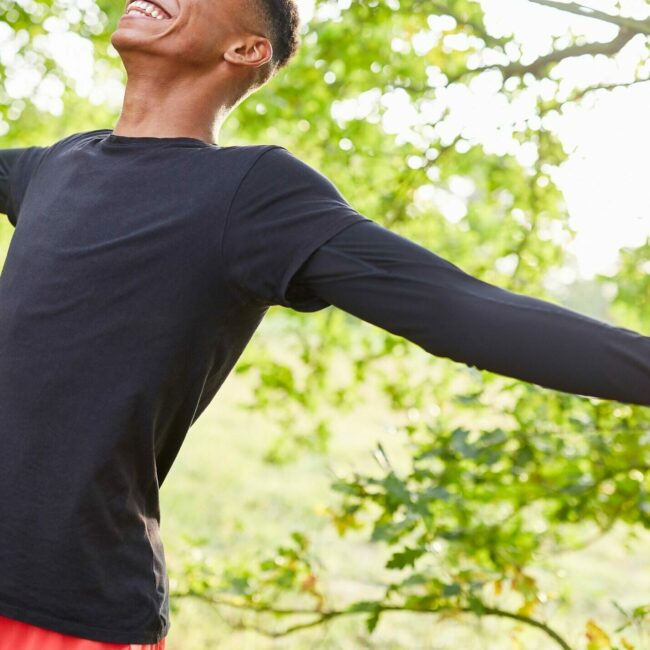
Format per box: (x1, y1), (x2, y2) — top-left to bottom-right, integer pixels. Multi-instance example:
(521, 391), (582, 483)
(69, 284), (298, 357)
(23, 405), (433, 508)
(478, 0), (650, 280)
(307, 0), (650, 280)
(4, 0), (648, 280)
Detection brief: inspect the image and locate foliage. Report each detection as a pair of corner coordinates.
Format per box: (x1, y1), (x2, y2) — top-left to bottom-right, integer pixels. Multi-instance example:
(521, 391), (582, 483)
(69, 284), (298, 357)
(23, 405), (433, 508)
(599, 239), (650, 334)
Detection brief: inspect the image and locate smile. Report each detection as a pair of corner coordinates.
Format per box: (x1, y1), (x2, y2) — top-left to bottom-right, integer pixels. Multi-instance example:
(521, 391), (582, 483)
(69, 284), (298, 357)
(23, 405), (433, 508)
(124, 0), (172, 20)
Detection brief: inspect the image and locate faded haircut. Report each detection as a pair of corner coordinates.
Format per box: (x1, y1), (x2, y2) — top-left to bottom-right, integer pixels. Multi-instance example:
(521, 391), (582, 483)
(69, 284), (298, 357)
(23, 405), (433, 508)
(243, 0), (302, 93)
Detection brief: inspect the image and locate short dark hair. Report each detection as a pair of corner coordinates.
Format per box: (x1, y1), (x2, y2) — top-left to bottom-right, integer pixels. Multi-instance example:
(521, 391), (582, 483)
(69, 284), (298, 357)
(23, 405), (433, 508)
(229, 0), (301, 108)
(251, 0), (301, 78)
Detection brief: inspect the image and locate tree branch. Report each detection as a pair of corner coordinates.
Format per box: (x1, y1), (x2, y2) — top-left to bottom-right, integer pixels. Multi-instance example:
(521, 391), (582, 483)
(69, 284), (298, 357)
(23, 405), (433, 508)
(175, 591), (574, 650)
(428, 1), (507, 48)
(431, 29), (638, 87)
(552, 75), (650, 105)
(527, 0), (650, 35)
(498, 28), (637, 79)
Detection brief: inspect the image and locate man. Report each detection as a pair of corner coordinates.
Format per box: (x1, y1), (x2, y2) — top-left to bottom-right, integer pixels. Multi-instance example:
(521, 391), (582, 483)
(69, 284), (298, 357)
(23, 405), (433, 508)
(0, 0), (648, 647)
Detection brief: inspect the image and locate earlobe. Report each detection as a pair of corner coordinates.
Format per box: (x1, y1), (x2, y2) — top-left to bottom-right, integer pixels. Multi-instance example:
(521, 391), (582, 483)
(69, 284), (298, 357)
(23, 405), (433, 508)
(251, 43), (273, 68)
(258, 39), (273, 67)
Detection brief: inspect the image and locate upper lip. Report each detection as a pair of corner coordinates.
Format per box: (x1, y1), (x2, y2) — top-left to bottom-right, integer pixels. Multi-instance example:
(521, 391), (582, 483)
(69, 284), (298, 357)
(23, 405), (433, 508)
(127, 0), (174, 18)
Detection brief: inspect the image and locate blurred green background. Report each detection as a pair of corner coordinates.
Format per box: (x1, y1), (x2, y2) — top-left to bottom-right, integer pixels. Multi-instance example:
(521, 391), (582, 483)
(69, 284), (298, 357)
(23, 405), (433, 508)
(2, 0), (650, 648)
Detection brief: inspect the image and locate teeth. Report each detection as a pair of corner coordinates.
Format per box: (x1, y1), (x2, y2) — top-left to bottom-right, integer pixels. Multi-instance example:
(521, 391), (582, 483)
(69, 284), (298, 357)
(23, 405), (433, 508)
(127, 0), (168, 19)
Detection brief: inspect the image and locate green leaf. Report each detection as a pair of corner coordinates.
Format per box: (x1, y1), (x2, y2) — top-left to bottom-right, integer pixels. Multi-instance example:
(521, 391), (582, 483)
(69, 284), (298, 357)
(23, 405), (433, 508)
(386, 546), (425, 569)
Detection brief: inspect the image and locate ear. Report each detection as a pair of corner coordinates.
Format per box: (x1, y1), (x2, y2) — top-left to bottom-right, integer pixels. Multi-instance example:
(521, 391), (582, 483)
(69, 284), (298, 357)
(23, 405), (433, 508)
(223, 35), (273, 68)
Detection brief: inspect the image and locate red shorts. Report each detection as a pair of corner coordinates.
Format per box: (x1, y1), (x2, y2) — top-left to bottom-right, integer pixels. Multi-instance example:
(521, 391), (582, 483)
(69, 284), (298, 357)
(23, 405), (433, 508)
(0, 614), (166, 650)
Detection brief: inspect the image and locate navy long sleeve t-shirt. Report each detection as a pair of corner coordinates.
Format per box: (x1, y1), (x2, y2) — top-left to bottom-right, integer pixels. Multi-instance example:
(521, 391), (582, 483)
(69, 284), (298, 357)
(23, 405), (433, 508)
(292, 219), (650, 406)
(0, 130), (648, 645)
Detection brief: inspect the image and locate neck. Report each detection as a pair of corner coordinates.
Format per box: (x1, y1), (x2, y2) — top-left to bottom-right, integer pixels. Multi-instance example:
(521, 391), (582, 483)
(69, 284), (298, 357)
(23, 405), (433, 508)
(112, 68), (232, 144)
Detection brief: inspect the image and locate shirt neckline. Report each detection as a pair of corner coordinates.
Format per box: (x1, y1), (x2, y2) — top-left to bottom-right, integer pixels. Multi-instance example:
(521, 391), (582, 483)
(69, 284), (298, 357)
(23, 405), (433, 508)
(99, 129), (218, 148)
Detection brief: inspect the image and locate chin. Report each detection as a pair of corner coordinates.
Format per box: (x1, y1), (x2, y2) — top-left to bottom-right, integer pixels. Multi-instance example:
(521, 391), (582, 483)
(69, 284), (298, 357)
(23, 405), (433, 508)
(111, 29), (135, 54)
(111, 23), (154, 53)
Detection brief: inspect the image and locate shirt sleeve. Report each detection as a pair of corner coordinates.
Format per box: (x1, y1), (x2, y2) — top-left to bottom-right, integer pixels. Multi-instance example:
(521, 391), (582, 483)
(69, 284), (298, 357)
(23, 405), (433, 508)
(0, 146), (49, 227)
(221, 145), (373, 309)
(0, 149), (28, 224)
(290, 219), (650, 407)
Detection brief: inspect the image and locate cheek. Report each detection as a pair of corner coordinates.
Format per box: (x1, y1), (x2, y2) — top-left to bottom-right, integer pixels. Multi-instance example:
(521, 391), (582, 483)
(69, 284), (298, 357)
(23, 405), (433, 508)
(172, 11), (222, 63)
(110, 1), (224, 67)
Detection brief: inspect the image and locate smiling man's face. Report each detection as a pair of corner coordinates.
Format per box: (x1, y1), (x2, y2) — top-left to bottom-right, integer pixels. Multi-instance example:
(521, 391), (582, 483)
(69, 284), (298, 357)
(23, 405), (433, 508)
(111, 0), (272, 75)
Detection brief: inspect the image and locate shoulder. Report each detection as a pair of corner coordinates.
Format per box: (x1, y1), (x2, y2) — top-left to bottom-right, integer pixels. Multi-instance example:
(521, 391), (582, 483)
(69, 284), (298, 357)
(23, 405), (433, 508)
(214, 144), (312, 188)
(228, 144), (339, 192)
(239, 144), (314, 171)
(218, 143), (315, 171)
(223, 144), (353, 215)
(217, 143), (286, 166)
(20, 130), (111, 165)
(51, 129), (112, 151)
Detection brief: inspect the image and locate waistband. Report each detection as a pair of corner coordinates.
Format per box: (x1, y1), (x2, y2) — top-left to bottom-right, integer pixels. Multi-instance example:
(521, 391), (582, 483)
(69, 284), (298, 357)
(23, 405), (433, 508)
(0, 614), (166, 650)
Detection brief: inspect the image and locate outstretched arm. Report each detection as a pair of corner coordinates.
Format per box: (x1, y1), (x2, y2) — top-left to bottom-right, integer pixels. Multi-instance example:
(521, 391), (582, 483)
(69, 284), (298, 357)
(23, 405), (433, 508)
(289, 219), (650, 407)
(0, 149), (28, 217)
